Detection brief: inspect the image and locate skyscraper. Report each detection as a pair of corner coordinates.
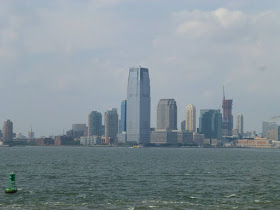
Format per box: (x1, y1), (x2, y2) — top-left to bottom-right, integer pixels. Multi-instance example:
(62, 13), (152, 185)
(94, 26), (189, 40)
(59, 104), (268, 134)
(88, 111), (102, 136)
(236, 114), (244, 138)
(222, 88), (233, 136)
(199, 109), (222, 140)
(181, 120), (186, 131)
(2, 120), (13, 142)
(105, 108), (119, 144)
(185, 104), (196, 133)
(157, 99), (177, 130)
(120, 100), (127, 133)
(72, 124), (87, 132)
(262, 121), (277, 138)
(127, 66), (151, 144)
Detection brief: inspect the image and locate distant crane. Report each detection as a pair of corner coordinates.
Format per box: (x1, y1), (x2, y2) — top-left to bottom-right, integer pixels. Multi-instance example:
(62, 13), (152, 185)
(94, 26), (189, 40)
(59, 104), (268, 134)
(267, 115), (280, 122)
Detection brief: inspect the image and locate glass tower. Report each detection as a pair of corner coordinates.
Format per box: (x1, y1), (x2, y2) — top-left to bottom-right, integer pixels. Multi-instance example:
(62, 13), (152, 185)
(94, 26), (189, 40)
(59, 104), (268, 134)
(199, 109), (222, 140)
(88, 111), (102, 136)
(127, 67), (151, 144)
(121, 100), (127, 133)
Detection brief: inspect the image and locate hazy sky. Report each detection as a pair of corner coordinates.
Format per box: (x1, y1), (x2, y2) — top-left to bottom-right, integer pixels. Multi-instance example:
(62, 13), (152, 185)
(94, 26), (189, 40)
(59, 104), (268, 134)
(1, 0), (280, 137)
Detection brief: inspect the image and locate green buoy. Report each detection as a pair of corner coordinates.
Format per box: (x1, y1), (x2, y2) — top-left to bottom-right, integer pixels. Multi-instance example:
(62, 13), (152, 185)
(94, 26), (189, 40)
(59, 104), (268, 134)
(5, 172), (18, 194)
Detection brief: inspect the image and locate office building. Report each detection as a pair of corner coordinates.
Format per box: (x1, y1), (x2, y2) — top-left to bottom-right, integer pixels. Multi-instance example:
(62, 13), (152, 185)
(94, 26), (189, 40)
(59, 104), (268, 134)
(127, 67), (151, 144)
(150, 130), (178, 145)
(236, 114), (244, 138)
(199, 109), (222, 140)
(2, 120), (13, 142)
(104, 108), (119, 144)
(72, 124), (87, 132)
(181, 120), (186, 131)
(267, 126), (280, 141)
(222, 89), (233, 136)
(157, 99), (177, 130)
(88, 111), (102, 136)
(262, 121), (277, 138)
(185, 104), (196, 133)
(121, 100), (127, 133)
(28, 130), (35, 139)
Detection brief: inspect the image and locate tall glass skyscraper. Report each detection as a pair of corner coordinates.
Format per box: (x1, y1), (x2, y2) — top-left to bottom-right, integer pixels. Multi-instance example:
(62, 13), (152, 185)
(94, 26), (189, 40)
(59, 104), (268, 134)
(121, 100), (127, 133)
(127, 67), (151, 144)
(88, 111), (102, 136)
(199, 109), (222, 140)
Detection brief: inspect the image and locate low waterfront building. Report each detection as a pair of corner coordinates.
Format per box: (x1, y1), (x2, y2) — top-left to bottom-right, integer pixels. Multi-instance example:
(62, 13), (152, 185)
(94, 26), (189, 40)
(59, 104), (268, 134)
(150, 130), (178, 145)
(150, 130), (198, 146)
(237, 138), (272, 148)
(55, 135), (75, 146)
(80, 136), (102, 146)
(193, 133), (205, 146)
(177, 131), (193, 145)
(31, 138), (54, 146)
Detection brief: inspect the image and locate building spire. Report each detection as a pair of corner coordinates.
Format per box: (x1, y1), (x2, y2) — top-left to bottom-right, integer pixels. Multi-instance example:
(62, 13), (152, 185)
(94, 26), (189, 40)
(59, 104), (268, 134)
(223, 85), (225, 100)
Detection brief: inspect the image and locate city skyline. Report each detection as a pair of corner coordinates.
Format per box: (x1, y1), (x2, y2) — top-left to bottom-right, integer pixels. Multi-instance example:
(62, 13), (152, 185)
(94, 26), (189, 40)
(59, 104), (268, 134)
(0, 1), (280, 136)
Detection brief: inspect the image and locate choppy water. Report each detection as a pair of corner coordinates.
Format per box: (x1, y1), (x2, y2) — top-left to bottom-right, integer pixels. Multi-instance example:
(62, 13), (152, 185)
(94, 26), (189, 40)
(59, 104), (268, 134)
(0, 146), (280, 209)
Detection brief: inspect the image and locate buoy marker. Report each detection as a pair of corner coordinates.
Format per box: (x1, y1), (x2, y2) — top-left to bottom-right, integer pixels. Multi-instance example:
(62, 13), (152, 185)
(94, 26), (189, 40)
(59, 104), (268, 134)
(5, 172), (18, 194)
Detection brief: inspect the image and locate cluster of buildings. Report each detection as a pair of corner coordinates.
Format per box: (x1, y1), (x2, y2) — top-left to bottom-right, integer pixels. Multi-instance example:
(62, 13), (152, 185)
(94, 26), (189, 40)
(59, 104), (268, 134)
(1, 66), (280, 148)
(77, 67), (248, 147)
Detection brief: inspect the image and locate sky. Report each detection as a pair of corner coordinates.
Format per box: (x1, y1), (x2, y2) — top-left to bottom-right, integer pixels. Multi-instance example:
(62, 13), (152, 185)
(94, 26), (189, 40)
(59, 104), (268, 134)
(0, 0), (280, 137)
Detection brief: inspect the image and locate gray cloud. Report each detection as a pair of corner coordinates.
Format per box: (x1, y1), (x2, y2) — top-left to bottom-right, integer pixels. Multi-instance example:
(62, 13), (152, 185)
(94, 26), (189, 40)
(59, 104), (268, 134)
(0, 1), (279, 136)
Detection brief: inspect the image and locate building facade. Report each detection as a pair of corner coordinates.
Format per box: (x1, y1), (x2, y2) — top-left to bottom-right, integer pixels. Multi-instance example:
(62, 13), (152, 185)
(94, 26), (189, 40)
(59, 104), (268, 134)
(88, 111), (102, 136)
(236, 114), (244, 139)
(199, 109), (222, 140)
(2, 120), (13, 142)
(72, 124), (87, 132)
(157, 99), (177, 130)
(222, 97), (233, 136)
(126, 67), (151, 144)
(104, 108), (119, 144)
(181, 120), (186, 131)
(185, 104), (196, 133)
(262, 121), (277, 138)
(121, 100), (127, 133)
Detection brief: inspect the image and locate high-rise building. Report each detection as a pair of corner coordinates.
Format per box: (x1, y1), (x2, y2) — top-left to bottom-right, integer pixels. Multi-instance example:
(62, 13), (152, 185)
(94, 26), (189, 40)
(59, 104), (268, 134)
(157, 99), (177, 130)
(28, 131), (35, 139)
(2, 120), (13, 142)
(262, 121), (277, 138)
(236, 114), (244, 138)
(88, 111), (102, 136)
(72, 124), (87, 132)
(127, 66), (151, 144)
(121, 100), (127, 133)
(199, 109), (222, 140)
(104, 108), (119, 144)
(185, 104), (196, 133)
(222, 88), (233, 136)
(181, 120), (186, 131)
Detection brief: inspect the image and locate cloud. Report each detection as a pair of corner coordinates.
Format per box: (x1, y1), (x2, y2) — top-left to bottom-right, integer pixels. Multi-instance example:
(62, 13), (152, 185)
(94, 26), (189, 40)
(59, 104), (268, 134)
(0, 1), (280, 135)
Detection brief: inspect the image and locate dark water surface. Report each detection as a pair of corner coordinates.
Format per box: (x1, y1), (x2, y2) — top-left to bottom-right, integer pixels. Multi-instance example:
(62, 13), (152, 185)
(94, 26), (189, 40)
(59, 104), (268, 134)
(0, 147), (280, 209)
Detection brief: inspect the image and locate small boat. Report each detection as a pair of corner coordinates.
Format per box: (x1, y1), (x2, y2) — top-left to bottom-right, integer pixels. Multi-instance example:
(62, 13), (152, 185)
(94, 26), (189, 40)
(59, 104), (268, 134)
(132, 145), (143, 148)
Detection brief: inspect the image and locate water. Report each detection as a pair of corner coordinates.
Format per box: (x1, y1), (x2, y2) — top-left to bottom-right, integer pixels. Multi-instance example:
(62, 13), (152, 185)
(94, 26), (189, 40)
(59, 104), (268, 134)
(0, 146), (280, 209)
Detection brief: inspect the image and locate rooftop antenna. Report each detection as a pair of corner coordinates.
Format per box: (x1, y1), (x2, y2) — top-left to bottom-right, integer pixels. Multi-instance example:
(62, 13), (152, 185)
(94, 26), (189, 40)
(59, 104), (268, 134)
(223, 85), (225, 100)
